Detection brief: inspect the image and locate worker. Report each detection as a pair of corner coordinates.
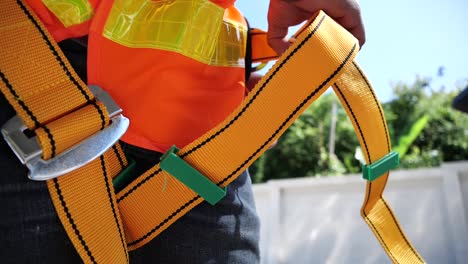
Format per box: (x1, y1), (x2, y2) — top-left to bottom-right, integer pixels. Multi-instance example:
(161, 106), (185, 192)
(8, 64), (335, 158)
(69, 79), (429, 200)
(0, 0), (364, 263)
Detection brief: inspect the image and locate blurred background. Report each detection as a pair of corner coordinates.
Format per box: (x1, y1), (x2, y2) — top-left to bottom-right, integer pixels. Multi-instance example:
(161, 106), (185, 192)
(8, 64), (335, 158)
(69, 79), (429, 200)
(235, 1), (468, 263)
(237, 0), (468, 182)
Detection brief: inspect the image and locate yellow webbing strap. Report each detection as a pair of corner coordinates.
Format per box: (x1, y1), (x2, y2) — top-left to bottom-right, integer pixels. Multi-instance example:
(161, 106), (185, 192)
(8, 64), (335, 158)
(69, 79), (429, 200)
(333, 64), (424, 263)
(117, 11), (423, 263)
(0, 1), (424, 263)
(0, 1), (128, 263)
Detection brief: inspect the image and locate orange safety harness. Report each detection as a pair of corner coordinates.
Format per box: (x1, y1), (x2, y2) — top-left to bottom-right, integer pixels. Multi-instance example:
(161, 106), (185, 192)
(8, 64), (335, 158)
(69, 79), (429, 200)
(0, 1), (424, 263)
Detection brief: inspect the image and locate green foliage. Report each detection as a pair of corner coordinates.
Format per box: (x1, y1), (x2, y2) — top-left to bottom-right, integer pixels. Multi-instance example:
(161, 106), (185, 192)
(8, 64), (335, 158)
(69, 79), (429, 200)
(400, 147), (442, 169)
(407, 88), (468, 167)
(393, 114), (430, 158)
(386, 77), (468, 168)
(250, 92), (359, 183)
(250, 76), (468, 183)
(383, 77), (429, 141)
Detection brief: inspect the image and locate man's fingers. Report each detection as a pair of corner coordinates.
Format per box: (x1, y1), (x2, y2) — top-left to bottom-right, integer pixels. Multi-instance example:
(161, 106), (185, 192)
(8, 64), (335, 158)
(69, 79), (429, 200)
(334, 17), (366, 47)
(267, 19), (290, 55)
(349, 24), (365, 47)
(351, 12), (366, 47)
(268, 38), (291, 55)
(267, 0), (308, 54)
(246, 73), (263, 93)
(267, 0), (366, 53)
(267, 1), (290, 54)
(320, 0), (365, 48)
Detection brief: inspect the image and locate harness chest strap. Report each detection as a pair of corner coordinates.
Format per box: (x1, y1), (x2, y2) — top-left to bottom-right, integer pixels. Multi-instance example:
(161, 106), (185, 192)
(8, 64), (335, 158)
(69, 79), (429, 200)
(0, 1), (424, 264)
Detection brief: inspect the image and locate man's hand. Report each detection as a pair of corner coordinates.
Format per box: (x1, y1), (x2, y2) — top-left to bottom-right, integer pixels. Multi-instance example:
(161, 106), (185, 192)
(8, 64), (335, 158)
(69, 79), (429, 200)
(267, 0), (365, 54)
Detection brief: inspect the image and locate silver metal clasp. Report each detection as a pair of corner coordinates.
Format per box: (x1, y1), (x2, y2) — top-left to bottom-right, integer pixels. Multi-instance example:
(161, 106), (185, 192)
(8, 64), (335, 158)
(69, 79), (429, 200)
(1, 85), (129, 181)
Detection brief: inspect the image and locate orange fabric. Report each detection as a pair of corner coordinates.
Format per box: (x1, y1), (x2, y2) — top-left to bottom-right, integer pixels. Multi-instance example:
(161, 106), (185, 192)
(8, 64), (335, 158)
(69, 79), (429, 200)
(28, 0), (246, 153)
(89, 38), (245, 153)
(250, 28), (280, 63)
(212, 0), (236, 8)
(224, 5), (245, 24)
(88, 1), (246, 153)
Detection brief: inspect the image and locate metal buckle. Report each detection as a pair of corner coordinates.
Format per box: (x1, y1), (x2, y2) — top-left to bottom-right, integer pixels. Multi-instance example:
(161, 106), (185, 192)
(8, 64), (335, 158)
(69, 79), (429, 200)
(1, 85), (129, 181)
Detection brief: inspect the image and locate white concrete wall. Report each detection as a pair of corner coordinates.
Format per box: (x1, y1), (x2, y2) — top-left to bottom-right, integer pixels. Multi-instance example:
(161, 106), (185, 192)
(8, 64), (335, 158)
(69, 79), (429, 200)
(253, 161), (468, 264)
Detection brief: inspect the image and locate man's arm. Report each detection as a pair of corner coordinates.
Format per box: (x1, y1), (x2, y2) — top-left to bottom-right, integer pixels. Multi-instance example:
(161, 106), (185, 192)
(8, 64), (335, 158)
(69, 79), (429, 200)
(267, 0), (365, 54)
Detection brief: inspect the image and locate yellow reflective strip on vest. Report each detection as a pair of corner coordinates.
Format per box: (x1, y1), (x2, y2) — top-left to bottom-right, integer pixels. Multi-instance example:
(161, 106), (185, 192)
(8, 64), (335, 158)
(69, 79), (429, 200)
(103, 0), (246, 67)
(1, 1), (424, 263)
(210, 18), (246, 67)
(42, 0), (94, 27)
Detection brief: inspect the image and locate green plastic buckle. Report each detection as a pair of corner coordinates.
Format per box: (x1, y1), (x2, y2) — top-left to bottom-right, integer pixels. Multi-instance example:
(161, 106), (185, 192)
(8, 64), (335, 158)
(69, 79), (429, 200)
(362, 151), (399, 182)
(113, 158), (136, 193)
(160, 146), (226, 205)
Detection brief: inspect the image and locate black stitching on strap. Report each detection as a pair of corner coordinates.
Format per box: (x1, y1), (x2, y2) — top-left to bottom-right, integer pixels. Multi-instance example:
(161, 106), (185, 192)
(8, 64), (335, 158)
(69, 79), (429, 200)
(100, 156), (129, 262)
(182, 15), (327, 159)
(16, 1), (106, 156)
(42, 125), (56, 157)
(352, 61), (390, 152)
(94, 102), (106, 130)
(0, 71), (57, 157)
(217, 45), (357, 187)
(0, 71), (40, 127)
(334, 82), (374, 209)
(127, 196), (201, 246)
(126, 42), (358, 246)
(16, 0), (91, 103)
(334, 83), (372, 163)
(381, 199), (424, 262)
(364, 216), (399, 264)
(112, 145), (125, 170)
(117, 168), (162, 203)
(117, 15), (328, 202)
(351, 61), (393, 189)
(335, 81), (399, 263)
(337, 80), (422, 263)
(53, 178), (97, 264)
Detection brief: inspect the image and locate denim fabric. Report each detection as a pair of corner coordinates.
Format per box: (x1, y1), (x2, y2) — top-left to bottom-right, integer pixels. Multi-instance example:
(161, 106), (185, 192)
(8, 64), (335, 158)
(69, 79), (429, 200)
(0, 108), (82, 263)
(0, 136), (260, 263)
(123, 143), (261, 264)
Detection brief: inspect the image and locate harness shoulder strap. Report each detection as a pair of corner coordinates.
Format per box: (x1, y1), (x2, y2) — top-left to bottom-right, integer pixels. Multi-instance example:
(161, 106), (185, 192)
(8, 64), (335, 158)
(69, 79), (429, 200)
(0, 2), (129, 263)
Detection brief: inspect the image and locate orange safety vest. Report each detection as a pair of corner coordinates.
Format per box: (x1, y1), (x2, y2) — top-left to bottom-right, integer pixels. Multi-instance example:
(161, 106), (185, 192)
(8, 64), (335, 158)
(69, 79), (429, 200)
(28, 0), (248, 153)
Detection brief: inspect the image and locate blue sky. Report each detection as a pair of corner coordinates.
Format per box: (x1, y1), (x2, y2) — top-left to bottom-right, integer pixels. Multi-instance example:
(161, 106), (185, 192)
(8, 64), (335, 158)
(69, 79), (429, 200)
(236, 0), (468, 102)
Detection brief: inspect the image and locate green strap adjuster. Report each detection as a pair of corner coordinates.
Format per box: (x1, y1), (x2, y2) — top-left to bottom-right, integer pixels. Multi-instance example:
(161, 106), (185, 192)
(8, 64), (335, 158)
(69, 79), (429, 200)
(362, 151), (399, 182)
(113, 158), (136, 193)
(160, 145), (226, 205)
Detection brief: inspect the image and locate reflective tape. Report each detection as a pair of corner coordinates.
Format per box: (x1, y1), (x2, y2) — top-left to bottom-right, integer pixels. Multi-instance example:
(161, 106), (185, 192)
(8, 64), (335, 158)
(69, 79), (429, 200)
(42, 0), (94, 27)
(103, 0), (246, 67)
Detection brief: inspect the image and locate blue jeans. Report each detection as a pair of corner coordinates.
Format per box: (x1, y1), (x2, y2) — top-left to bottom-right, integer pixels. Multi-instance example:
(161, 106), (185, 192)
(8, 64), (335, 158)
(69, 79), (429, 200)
(0, 137), (260, 263)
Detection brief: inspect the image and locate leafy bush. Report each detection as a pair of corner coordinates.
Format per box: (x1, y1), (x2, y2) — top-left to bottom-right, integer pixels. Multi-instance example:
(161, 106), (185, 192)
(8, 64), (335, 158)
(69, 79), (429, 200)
(250, 76), (468, 183)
